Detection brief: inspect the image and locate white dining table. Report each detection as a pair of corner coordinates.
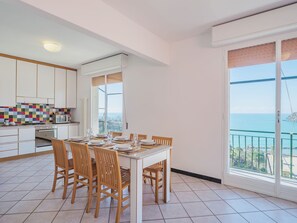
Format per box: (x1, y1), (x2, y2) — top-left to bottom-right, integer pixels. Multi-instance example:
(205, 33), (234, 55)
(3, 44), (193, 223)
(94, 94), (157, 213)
(66, 142), (171, 223)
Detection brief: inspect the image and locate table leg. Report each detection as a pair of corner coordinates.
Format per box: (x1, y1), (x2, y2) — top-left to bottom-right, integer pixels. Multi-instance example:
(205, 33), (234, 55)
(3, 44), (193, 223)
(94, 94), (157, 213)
(163, 150), (171, 202)
(130, 159), (143, 223)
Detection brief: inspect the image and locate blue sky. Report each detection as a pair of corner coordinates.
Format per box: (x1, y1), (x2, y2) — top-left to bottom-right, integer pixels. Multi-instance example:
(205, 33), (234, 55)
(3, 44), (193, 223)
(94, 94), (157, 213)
(230, 60), (297, 114)
(98, 83), (123, 114)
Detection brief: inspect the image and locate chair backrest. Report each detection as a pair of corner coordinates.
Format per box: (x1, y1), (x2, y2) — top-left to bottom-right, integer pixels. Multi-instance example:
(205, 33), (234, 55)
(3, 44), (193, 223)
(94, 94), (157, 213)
(152, 136), (173, 146)
(93, 147), (121, 190)
(70, 143), (93, 178)
(52, 138), (68, 169)
(111, 132), (122, 138)
(129, 133), (147, 141)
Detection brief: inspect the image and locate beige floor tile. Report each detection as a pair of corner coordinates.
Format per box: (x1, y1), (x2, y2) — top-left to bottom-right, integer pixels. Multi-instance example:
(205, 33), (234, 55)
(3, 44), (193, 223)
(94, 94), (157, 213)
(287, 208), (297, 217)
(22, 190), (50, 200)
(159, 203), (188, 219)
(165, 218), (192, 223)
(182, 202), (212, 217)
(5, 177), (29, 184)
(265, 196), (297, 209)
(24, 211), (57, 223)
(144, 220), (164, 223)
(0, 193), (6, 199)
(180, 175), (201, 183)
(53, 210), (84, 223)
(143, 193), (156, 205)
(81, 208), (110, 223)
(7, 200), (42, 214)
(158, 192), (180, 204)
(109, 207), (130, 222)
(231, 188), (260, 199)
(203, 181), (228, 190)
(142, 205), (163, 220)
(171, 183), (191, 192)
(204, 201), (236, 215)
(194, 190), (221, 201)
(171, 176), (184, 183)
(34, 199), (65, 212)
(0, 183), (19, 192)
(175, 191), (200, 203)
(61, 197), (88, 210)
(13, 183), (39, 191)
(264, 210), (297, 223)
(0, 201), (17, 214)
(225, 199), (258, 213)
(0, 213), (30, 223)
(187, 182), (209, 191)
(240, 212), (275, 223)
(0, 191), (29, 202)
(245, 198), (280, 211)
(217, 214), (248, 223)
(191, 215), (220, 223)
(46, 188), (71, 200)
(214, 189), (241, 200)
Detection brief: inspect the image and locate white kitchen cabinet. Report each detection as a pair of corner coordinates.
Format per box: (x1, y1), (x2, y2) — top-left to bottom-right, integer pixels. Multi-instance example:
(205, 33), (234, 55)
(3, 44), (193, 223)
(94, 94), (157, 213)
(19, 128), (35, 141)
(19, 127), (35, 155)
(57, 126), (69, 140)
(17, 60), (37, 98)
(66, 70), (77, 108)
(0, 150), (18, 158)
(19, 141), (35, 155)
(55, 68), (67, 108)
(0, 56), (16, 106)
(69, 125), (79, 138)
(37, 65), (55, 99)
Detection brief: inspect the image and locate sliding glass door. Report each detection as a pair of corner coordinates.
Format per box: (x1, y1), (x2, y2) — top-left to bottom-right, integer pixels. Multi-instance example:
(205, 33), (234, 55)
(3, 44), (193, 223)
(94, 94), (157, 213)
(227, 38), (297, 199)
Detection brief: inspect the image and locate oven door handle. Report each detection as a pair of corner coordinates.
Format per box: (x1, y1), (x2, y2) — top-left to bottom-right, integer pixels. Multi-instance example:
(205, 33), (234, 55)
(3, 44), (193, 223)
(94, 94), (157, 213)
(36, 129), (56, 133)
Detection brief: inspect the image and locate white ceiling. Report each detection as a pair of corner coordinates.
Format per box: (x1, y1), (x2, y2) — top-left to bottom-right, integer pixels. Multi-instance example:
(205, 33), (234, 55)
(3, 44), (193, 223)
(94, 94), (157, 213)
(103, 0), (297, 41)
(0, 1), (120, 68)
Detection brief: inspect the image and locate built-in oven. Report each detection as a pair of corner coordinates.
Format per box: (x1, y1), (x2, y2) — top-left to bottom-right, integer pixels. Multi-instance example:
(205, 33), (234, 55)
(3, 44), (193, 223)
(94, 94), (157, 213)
(35, 125), (57, 148)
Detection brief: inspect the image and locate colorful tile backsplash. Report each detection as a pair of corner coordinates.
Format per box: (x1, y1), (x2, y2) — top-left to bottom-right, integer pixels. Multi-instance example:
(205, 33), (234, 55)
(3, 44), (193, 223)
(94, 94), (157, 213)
(0, 103), (70, 124)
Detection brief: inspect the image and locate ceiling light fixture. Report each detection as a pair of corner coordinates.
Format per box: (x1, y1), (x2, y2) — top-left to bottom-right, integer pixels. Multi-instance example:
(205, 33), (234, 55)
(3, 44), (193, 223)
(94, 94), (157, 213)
(43, 42), (62, 52)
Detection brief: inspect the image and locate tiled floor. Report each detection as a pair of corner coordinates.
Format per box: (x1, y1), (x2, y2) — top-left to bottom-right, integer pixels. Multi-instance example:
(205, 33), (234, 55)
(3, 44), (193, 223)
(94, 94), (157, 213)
(1, 155), (297, 223)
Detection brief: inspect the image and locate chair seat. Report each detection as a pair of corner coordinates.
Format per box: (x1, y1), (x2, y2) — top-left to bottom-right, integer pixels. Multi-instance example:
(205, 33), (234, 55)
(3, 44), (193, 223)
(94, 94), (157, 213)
(144, 163), (163, 172)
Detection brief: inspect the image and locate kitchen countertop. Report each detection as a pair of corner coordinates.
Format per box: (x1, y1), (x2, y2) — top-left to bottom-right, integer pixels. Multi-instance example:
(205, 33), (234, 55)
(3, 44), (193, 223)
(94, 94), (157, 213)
(0, 122), (80, 129)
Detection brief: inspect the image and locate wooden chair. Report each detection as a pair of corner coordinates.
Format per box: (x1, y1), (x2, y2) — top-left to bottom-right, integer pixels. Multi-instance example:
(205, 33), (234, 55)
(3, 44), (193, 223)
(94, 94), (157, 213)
(110, 131), (122, 138)
(143, 136), (173, 203)
(129, 133), (147, 141)
(70, 143), (97, 213)
(51, 138), (74, 199)
(93, 147), (130, 223)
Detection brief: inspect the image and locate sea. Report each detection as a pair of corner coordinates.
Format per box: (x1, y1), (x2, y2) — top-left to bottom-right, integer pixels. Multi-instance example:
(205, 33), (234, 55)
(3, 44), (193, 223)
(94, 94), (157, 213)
(230, 113), (297, 155)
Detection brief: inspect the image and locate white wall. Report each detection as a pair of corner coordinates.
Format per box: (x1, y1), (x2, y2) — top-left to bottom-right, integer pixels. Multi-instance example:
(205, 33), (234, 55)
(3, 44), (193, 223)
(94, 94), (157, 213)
(74, 31), (224, 179)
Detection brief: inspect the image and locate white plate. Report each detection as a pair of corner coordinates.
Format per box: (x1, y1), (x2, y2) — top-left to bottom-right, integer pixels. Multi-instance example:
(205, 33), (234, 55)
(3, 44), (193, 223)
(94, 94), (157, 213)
(140, 139), (155, 145)
(97, 134), (107, 138)
(89, 140), (105, 146)
(114, 136), (129, 141)
(114, 144), (132, 151)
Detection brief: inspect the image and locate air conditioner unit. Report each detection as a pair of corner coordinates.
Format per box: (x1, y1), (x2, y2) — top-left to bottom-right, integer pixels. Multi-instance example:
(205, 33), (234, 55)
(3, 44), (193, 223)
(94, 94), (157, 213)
(81, 54), (128, 76)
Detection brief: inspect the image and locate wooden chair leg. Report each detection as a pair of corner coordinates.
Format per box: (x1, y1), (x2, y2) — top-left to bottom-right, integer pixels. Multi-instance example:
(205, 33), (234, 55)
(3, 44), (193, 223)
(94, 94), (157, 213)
(94, 183), (101, 218)
(62, 172), (68, 199)
(155, 171), (159, 203)
(116, 191), (122, 223)
(51, 166), (58, 192)
(150, 172), (153, 186)
(71, 174), (77, 204)
(86, 180), (93, 213)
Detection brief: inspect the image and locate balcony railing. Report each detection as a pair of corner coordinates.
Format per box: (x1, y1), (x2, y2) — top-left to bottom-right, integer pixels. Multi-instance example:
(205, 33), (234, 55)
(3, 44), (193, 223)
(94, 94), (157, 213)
(230, 129), (297, 180)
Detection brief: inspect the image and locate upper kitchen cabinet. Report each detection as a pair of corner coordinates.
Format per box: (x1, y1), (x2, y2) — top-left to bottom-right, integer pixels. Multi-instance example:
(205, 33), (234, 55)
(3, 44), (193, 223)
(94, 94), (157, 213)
(37, 65), (55, 99)
(0, 56), (16, 106)
(66, 70), (77, 108)
(55, 68), (66, 108)
(17, 60), (37, 98)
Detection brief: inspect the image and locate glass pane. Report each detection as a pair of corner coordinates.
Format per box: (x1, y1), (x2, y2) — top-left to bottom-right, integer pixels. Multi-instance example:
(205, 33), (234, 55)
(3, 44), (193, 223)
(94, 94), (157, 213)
(98, 108), (105, 134)
(98, 86), (105, 109)
(107, 82), (123, 94)
(230, 62), (276, 176)
(107, 94), (123, 132)
(281, 59), (297, 181)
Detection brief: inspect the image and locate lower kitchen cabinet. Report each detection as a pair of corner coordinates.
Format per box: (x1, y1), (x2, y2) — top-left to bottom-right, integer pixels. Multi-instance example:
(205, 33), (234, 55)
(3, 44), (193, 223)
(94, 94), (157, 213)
(19, 141), (35, 155)
(57, 126), (69, 140)
(69, 125), (79, 138)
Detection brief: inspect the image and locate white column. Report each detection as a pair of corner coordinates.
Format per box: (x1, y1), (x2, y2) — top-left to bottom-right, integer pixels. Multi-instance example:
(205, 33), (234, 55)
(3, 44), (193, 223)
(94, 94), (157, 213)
(163, 149), (171, 202)
(130, 158), (143, 223)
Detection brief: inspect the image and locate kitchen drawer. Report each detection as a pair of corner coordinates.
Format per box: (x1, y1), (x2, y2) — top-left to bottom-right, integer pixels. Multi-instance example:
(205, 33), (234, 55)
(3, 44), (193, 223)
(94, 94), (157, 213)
(0, 129), (18, 136)
(36, 145), (52, 152)
(19, 141), (35, 155)
(0, 150), (18, 158)
(0, 143), (18, 152)
(19, 128), (35, 141)
(0, 136), (18, 144)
